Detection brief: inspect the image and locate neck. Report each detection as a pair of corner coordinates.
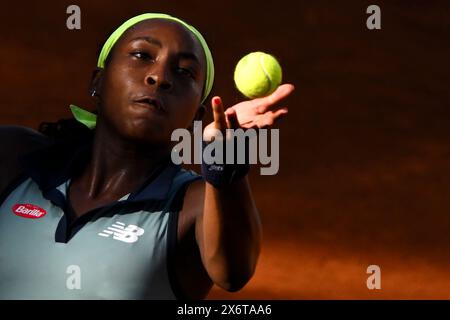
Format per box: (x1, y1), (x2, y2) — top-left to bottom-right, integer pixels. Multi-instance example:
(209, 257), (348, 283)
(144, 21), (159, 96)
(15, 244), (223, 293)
(78, 121), (171, 200)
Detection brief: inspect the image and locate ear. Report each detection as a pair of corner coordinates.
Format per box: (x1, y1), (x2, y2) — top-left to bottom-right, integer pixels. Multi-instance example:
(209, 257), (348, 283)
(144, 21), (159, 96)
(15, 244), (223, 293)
(187, 104), (206, 131)
(89, 67), (103, 97)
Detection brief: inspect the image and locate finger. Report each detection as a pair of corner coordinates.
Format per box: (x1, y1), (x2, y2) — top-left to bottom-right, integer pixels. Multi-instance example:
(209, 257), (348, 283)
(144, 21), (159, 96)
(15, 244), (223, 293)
(256, 108), (288, 128)
(255, 84), (295, 114)
(273, 107), (289, 119)
(253, 111), (274, 129)
(225, 108), (240, 129)
(211, 96), (227, 131)
(270, 108), (289, 125)
(224, 107), (234, 116)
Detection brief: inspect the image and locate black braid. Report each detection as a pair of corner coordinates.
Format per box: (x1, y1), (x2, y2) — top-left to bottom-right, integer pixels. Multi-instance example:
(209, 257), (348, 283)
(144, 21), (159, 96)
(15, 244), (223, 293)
(38, 116), (94, 143)
(36, 25), (119, 144)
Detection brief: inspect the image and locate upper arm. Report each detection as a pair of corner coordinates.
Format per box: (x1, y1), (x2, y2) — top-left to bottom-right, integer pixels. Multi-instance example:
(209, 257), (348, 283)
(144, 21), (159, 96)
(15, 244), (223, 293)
(179, 178), (205, 247)
(0, 125), (51, 194)
(174, 178), (212, 299)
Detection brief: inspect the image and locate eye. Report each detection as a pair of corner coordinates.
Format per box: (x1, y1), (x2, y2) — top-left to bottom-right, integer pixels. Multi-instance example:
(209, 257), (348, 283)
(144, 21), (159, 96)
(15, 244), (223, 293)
(131, 51), (153, 61)
(177, 67), (195, 79)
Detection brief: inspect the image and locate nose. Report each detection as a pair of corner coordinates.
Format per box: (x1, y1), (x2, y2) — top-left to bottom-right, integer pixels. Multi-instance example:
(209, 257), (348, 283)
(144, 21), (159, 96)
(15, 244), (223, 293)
(145, 62), (173, 91)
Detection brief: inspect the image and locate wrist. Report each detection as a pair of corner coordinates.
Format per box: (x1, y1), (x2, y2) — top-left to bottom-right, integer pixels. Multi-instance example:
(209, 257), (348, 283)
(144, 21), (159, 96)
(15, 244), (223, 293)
(201, 139), (250, 188)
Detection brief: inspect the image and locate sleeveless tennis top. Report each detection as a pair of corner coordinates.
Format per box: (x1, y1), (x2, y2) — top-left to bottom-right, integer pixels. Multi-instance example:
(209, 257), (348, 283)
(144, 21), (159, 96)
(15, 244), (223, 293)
(0, 139), (201, 299)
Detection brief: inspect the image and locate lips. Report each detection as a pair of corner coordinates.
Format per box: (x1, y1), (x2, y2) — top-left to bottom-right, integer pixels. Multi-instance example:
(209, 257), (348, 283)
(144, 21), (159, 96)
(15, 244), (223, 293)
(133, 95), (165, 113)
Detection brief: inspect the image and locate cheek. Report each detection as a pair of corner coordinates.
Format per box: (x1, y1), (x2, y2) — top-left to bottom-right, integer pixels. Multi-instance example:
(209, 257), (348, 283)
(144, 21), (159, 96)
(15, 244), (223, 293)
(102, 66), (135, 100)
(168, 102), (200, 131)
(168, 87), (203, 128)
(100, 68), (137, 119)
(98, 70), (159, 139)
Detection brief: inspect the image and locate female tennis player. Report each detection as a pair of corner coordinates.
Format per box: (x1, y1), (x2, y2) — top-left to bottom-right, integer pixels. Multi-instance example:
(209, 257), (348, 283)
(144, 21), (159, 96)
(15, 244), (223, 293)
(0, 13), (294, 299)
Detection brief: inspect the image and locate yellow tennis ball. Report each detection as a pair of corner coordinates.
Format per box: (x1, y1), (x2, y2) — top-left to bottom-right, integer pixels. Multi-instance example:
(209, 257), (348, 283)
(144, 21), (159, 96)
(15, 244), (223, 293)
(234, 51), (282, 99)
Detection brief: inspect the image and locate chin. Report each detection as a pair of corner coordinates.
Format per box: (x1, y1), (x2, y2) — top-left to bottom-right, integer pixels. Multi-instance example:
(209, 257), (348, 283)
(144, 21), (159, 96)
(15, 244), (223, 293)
(123, 121), (170, 146)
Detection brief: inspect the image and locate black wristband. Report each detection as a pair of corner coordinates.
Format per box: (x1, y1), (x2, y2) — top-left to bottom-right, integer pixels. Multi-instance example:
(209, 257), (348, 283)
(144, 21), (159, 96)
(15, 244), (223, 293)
(201, 139), (250, 188)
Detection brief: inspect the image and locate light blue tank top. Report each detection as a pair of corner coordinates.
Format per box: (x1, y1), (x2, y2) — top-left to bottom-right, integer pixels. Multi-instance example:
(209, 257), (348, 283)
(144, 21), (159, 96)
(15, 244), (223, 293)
(0, 141), (201, 299)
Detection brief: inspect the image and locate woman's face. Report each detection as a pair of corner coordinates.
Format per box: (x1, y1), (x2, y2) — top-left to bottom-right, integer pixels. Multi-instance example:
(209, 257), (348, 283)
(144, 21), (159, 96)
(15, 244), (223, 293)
(95, 19), (207, 145)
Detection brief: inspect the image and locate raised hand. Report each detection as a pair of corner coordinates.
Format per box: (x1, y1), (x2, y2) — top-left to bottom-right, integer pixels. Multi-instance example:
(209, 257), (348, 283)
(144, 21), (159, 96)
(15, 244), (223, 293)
(203, 84), (295, 141)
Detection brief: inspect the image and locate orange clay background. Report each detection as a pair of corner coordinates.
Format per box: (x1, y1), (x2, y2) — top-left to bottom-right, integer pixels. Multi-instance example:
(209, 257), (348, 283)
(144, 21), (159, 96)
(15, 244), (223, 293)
(1, 0), (450, 299)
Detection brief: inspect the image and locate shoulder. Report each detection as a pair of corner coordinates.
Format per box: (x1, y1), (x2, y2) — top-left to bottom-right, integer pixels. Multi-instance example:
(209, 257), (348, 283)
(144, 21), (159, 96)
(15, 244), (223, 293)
(0, 125), (51, 194)
(0, 125), (51, 147)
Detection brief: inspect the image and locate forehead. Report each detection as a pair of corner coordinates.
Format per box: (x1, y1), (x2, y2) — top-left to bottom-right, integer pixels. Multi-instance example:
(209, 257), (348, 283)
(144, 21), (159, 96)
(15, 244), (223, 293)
(118, 19), (206, 63)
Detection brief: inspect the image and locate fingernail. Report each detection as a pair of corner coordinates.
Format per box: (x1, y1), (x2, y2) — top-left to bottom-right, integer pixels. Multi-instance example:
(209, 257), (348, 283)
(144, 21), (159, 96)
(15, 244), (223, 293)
(213, 97), (221, 105)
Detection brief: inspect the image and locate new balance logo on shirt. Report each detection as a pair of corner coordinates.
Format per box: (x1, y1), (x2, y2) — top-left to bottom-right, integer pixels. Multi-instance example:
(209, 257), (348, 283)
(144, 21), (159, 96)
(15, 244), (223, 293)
(98, 221), (145, 243)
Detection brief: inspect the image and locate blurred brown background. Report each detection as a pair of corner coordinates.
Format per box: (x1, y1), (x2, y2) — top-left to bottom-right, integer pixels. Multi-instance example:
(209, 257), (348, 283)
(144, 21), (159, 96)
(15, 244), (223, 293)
(1, 0), (450, 299)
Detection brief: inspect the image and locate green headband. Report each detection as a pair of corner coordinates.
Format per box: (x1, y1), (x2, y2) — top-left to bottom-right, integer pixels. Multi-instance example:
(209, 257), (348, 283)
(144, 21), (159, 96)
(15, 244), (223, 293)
(70, 13), (215, 129)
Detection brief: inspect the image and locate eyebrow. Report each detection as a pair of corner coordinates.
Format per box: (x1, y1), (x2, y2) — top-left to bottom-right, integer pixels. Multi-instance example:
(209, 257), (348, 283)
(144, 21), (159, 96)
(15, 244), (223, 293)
(178, 52), (201, 67)
(129, 36), (201, 66)
(130, 36), (162, 47)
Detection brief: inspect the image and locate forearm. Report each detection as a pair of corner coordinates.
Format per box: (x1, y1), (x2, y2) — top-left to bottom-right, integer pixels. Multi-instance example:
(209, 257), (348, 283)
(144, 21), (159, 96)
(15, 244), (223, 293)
(196, 85), (293, 291)
(197, 176), (262, 291)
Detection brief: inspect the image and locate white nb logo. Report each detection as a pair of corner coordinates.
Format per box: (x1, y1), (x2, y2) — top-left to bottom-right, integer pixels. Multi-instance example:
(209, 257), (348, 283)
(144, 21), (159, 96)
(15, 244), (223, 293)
(98, 221), (145, 243)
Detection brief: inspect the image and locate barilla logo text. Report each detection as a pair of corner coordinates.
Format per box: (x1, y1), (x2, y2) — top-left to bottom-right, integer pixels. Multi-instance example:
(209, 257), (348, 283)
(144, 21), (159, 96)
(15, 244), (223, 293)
(12, 204), (47, 219)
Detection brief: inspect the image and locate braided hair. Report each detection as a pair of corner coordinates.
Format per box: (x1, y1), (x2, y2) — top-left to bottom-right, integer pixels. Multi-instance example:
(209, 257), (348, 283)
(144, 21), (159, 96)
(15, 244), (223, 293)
(38, 116), (95, 143)
(36, 27), (117, 143)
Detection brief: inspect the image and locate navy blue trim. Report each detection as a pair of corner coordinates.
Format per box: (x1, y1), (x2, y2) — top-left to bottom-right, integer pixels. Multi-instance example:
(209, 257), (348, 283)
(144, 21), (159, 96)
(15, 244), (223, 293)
(43, 187), (67, 209)
(55, 215), (68, 242)
(56, 194), (173, 243)
(56, 201), (106, 243)
(167, 207), (184, 299)
(19, 139), (92, 195)
(20, 138), (182, 203)
(53, 196), (179, 244)
(18, 138), (186, 243)
(166, 176), (202, 300)
(45, 187), (71, 243)
(128, 163), (181, 201)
